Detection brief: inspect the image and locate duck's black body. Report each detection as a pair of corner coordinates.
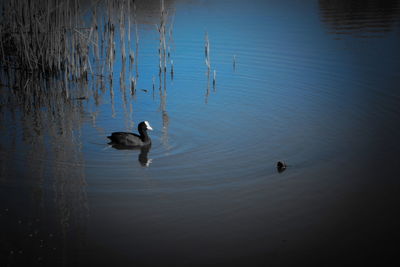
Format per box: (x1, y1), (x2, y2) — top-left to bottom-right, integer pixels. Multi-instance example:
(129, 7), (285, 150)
(107, 121), (153, 147)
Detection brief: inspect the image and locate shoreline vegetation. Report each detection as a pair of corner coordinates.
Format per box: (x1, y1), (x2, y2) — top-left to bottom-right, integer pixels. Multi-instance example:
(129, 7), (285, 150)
(0, 0), (178, 135)
(0, 0), (176, 99)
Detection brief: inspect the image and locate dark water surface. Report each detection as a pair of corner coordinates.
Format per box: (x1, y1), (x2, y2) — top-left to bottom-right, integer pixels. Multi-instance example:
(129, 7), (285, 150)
(1, 0), (400, 266)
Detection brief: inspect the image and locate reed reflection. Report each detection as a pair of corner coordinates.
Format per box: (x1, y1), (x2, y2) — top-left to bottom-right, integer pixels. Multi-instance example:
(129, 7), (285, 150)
(0, 70), (88, 266)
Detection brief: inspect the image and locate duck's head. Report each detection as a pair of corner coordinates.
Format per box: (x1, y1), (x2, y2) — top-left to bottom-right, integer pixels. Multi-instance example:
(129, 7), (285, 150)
(139, 121), (153, 131)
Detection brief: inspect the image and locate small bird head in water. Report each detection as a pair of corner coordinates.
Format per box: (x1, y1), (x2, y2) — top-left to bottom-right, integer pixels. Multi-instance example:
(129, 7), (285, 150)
(277, 161), (287, 173)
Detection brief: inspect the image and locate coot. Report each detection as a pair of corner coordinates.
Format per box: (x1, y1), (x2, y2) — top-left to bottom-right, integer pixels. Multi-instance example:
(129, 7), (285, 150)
(277, 161), (287, 173)
(107, 121), (153, 147)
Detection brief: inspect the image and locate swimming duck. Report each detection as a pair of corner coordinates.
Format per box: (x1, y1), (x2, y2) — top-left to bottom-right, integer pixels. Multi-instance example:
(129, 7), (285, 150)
(277, 161), (287, 173)
(107, 121), (153, 147)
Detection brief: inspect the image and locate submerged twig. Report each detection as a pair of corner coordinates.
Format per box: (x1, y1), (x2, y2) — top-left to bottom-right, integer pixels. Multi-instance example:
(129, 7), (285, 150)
(213, 69), (216, 90)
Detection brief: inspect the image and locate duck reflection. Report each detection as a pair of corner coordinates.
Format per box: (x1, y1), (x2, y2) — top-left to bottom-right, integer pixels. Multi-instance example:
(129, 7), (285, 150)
(138, 145), (152, 167)
(109, 143), (153, 167)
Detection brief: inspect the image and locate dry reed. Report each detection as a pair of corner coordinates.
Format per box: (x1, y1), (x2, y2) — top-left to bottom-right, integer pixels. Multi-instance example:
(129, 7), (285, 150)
(205, 32), (211, 72)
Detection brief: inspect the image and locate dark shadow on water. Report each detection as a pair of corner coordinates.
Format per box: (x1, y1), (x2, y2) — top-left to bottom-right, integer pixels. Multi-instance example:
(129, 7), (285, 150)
(319, 0), (400, 38)
(0, 70), (89, 267)
(109, 143), (152, 167)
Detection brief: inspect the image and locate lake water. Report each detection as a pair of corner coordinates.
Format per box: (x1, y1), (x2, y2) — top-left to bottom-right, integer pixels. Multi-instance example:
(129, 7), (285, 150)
(1, 0), (400, 266)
